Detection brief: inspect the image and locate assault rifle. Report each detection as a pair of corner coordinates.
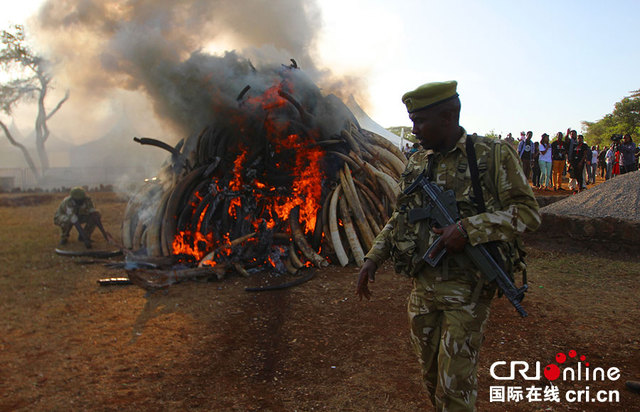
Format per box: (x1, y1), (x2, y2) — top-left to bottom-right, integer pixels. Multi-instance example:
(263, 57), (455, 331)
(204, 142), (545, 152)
(404, 170), (528, 317)
(73, 212), (118, 249)
(91, 212), (119, 246)
(73, 220), (92, 249)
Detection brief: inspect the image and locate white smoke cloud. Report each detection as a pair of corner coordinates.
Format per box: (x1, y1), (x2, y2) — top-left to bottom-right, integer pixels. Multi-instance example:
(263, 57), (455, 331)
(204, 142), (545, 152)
(32, 0), (368, 144)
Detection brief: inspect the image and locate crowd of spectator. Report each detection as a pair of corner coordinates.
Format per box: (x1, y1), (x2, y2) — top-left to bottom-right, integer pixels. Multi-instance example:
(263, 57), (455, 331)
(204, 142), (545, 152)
(513, 128), (639, 193)
(401, 129), (638, 195)
(402, 142), (420, 158)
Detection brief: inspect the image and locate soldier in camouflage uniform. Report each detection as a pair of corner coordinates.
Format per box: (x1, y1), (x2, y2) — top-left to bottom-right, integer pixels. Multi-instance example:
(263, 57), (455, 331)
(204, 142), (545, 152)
(54, 187), (101, 248)
(356, 81), (540, 411)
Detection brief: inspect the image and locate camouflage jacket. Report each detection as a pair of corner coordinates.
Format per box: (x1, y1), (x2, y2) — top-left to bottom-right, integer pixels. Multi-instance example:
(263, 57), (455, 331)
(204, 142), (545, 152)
(365, 130), (541, 278)
(53, 196), (98, 226)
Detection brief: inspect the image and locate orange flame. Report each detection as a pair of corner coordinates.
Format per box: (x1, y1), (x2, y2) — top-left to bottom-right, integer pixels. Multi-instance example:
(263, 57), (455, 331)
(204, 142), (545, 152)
(171, 80), (325, 265)
(270, 133), (324, 233)
(172, 230), (213, 261)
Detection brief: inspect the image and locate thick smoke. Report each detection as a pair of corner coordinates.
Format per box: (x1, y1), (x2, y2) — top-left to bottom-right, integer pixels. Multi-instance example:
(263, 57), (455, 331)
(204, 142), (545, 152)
(34, 0), (368, 142)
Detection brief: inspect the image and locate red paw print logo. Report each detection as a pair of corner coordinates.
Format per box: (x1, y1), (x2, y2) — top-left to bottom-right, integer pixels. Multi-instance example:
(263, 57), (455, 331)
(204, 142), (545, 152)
(544, 349), (589, 381)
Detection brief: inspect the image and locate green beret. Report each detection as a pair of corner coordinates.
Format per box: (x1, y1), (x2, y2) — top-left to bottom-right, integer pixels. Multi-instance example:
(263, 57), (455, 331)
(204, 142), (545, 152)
(402, 80), (459, 113)
(70, 187), (86, 200)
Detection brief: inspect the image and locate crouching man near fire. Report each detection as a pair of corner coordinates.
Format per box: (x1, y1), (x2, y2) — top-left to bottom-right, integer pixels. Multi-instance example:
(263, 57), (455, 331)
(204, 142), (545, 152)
(356, 81), (540, 411)
(54, 187), (101, 248)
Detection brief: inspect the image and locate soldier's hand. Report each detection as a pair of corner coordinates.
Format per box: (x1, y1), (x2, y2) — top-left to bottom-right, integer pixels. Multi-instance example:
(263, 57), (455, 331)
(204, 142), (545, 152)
(356, 259), (377, 301)
(70, 214), (78, 224)
(431, 223), (467, 256)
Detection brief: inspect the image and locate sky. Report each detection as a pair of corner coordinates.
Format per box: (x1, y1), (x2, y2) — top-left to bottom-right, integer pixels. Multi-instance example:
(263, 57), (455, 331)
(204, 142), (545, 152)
(2, 0), (639, 144)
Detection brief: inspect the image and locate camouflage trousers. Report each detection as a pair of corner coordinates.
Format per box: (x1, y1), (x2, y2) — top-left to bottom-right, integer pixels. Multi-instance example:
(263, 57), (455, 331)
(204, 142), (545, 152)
(408, 269), (494, 412)
(56, 214), (97, 241)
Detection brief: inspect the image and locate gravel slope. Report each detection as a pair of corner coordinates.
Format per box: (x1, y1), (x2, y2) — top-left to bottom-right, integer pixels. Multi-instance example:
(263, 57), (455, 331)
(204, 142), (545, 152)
(541, 170), (640, 221)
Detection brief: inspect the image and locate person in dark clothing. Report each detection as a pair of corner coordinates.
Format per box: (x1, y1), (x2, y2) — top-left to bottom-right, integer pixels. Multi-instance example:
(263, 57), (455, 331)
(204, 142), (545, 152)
(551, 132), (568, 190)
(568, 129), (578, 155)
(563, 134), (572, 177)
(518, 131), (534, 182)
(619, 134), (637, 174)
(532, 142), (541, 188)
(597, 146), (607, 178)
(569, 135), (590, 193)
(54, 187), (101, 247)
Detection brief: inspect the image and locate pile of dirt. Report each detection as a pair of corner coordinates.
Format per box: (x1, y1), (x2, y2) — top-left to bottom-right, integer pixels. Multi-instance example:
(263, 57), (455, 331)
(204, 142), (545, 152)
(534, 171), (640, 249)
(541, 170), (640, 221)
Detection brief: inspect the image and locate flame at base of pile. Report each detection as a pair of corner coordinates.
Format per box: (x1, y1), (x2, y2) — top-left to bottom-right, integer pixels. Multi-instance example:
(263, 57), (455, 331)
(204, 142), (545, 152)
(121, 61), (406, 286)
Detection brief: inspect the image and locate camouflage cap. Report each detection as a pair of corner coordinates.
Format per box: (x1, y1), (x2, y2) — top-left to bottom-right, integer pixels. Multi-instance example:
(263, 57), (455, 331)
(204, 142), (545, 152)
(70, 186), (86, 200)
(402, 81), (458, 113)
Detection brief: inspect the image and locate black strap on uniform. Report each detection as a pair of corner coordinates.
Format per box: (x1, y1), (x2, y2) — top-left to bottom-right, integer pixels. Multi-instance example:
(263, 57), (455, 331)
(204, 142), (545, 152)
(425, 152), (436, 181)
(466, 136), (485, 213)
(465, 136), (528, 296)
(465, 136), (486, 301)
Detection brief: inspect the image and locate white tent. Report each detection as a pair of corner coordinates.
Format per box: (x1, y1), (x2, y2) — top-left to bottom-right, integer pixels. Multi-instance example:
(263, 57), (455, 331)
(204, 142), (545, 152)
(345, 96), (402, 148)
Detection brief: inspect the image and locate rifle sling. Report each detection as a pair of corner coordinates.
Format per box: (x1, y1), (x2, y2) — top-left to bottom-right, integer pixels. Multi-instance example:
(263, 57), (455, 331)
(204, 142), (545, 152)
(465, 136), (527, 293)
(465, 136), (486, 213)
(466, 136), (505, 301)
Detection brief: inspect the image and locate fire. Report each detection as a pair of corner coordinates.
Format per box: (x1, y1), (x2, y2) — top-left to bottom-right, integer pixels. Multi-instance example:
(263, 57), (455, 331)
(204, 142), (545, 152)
(252, 218), (276, 231)
(170, 79), (326, 268)
(228, 197), (241, 219)
(172, 230), (213, 261)
(270, 133), (324, 233)
(230, 147), (248, 191)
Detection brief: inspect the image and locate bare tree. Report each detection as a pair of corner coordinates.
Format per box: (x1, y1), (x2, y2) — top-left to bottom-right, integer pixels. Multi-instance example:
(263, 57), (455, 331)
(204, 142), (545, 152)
(0, 24), (69, 181)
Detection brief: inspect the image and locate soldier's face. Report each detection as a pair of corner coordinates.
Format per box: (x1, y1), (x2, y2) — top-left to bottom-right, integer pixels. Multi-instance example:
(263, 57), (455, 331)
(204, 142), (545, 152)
(410, 109), (448, 151)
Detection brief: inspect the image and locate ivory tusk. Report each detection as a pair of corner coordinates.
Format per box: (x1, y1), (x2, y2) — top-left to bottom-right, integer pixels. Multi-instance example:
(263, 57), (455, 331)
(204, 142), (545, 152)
(339, 165), (375, 250)
(329, 185), (349, 266)
(353, 179), (389, 222)
(289, 242), (304, 269)
(340, 129), (361, 157)
(365, 161), (399, 207)
(147, 189), (172, 257)
(368, 145), (407, 178)
(197, 232), (258, 267)
(338, 196), (365, 267)
(233, 263), (251, 278)
(284, 258), (299, 275)
(328, 150), (360, 172)
(289, 207), (329, 268)
(360, 129), (408, 166)
(355, 186), (381, 234)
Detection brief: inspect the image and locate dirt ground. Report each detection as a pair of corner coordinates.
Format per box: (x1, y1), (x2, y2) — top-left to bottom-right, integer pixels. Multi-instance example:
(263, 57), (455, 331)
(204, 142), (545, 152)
(1, 190), (639, 411)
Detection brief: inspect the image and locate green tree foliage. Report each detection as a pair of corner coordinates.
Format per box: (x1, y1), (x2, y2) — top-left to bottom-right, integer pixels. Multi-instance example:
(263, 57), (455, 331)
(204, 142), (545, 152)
(484, 129), (499, 139)
(583, 94), (640, 148)
(0, 24), (69, 181)
(386, 126), (417, 143)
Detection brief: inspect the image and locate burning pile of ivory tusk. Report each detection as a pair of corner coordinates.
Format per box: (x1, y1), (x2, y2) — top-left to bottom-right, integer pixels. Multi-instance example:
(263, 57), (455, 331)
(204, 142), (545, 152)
(120, 63), (406, 284)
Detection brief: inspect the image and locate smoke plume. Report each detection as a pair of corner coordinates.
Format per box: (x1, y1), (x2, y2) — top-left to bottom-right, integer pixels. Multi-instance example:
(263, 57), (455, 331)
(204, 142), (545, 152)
(33, 0), (368, 143)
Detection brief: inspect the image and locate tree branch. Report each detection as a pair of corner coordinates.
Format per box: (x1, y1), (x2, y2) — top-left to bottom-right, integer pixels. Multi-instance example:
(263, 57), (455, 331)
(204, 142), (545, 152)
(46, 90), (70, 120)
(0, 119), (39, 178)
